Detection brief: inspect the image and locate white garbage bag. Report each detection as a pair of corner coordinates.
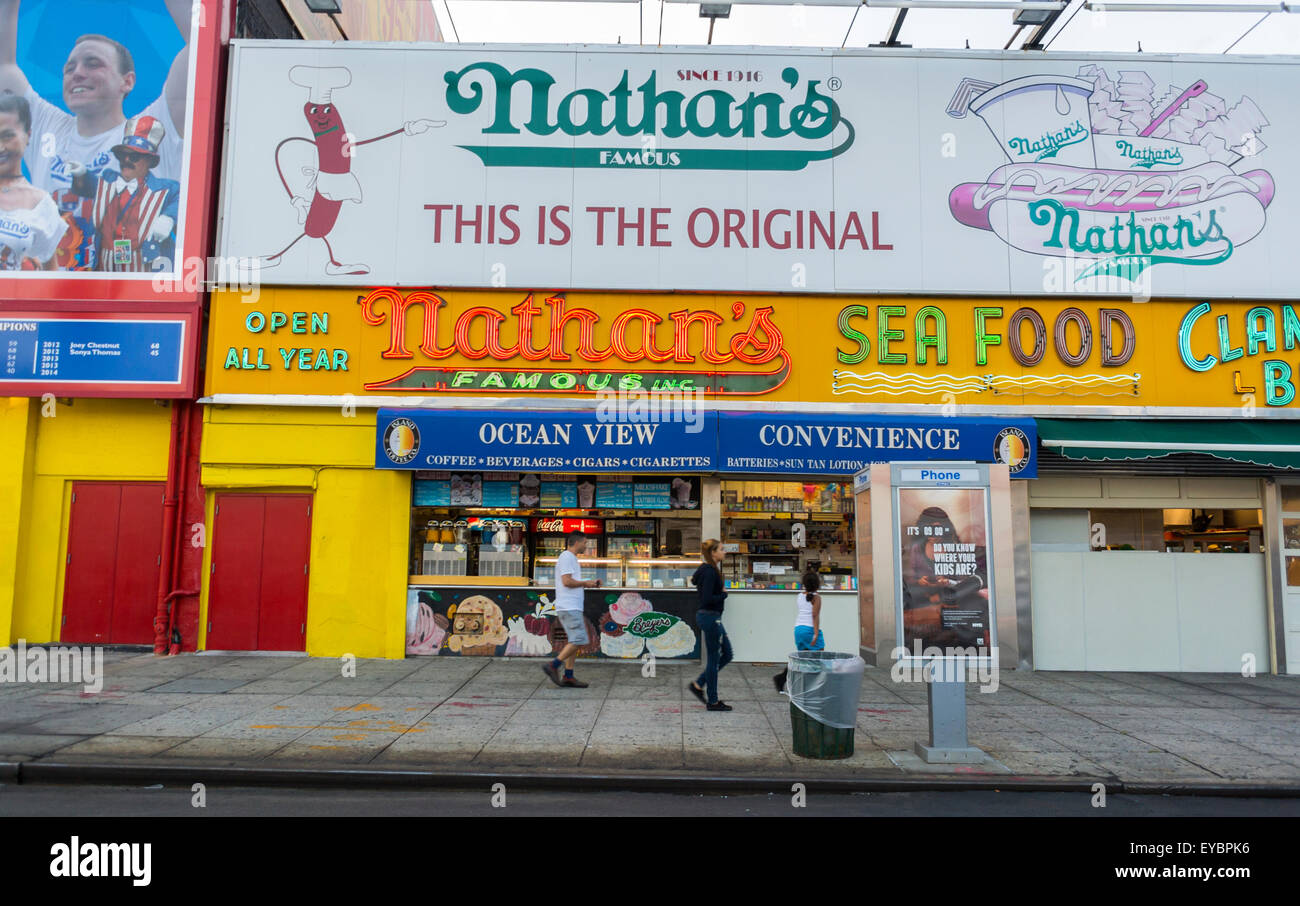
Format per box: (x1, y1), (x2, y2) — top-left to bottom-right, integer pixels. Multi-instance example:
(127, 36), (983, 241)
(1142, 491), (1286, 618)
(785, 651), (866, 729)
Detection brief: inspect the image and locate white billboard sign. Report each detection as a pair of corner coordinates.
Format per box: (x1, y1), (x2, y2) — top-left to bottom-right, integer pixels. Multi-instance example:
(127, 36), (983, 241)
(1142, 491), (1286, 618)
(218, 42), (1295, 298)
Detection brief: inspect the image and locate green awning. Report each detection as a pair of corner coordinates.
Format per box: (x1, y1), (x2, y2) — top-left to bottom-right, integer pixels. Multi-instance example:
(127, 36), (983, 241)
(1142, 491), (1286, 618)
(1036, 418), (1300, 470)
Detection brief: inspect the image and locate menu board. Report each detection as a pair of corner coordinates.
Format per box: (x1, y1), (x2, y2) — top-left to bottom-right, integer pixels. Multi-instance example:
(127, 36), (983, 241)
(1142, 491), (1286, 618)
(540, 481), (577, 508)
(596, 481), (635, 509)
(633, 482), (671, 509)
(413, 480), (452, 506)
(481, 481), (520, 508)
(450, 473), (482, 506)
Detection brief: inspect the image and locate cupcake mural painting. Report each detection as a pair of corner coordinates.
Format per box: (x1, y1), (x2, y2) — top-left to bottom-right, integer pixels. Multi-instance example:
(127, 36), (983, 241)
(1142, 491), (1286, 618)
(445, 595), (509, 655)
(599, 592), (651, 658)
(504, 595), (557, 657)
(598, 592), (698, 659)
(948, 67), (1274, 284)
(598, 609), (644, 658)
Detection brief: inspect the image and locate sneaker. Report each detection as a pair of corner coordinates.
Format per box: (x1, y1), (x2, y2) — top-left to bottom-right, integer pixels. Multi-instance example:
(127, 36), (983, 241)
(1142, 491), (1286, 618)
(561, 677), (589, 688)
(541, 663), (563, 687)
(706, 700), (734, 712)
(687, 682), (706, 704)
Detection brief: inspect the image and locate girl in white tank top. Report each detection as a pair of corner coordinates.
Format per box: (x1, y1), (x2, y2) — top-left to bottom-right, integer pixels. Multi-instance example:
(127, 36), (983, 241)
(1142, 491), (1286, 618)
(775, 571), (824, 693)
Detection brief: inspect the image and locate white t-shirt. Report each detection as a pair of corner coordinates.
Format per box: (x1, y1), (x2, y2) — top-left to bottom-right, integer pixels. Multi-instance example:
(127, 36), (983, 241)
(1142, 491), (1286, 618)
(795, 591), (817, 628)
(553, 549), (585, 612)
(22, 88), (183, 202)
(0, 194), (68, 269)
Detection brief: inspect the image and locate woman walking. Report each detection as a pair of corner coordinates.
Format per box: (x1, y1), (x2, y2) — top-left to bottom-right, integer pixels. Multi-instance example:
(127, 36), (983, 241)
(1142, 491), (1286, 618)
(689, 539), (733, 711)
(774, 570), (825, 693)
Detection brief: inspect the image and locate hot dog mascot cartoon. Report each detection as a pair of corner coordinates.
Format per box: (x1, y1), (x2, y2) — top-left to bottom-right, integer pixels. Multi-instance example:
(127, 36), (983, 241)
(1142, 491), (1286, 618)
(260, 66), (444, 276)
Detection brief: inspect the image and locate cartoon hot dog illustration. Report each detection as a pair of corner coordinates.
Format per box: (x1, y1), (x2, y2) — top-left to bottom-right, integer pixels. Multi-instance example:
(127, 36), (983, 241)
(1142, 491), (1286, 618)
(260, 66), (444, 276)
(949, 162), (1274, 263)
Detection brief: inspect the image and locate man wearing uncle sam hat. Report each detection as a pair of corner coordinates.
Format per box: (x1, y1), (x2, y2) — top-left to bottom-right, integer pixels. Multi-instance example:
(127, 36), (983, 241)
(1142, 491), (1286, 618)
(67, 114), (180, 272)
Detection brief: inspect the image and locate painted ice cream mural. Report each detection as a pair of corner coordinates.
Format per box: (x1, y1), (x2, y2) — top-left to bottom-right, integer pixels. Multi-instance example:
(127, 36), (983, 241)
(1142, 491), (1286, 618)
(406, 589), (449, 655)
(948, 67), (1273, 282)
(405, 587), (698, 658)
(599, 592), (697, 659)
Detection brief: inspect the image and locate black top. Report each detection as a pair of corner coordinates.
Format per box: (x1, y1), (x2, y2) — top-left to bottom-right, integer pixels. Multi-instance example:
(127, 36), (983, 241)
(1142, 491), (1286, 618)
(691, 563), (728, 614)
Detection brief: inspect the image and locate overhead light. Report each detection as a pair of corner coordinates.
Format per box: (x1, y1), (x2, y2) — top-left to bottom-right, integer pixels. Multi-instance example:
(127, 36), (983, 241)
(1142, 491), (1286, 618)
(304, 0), (343, 13)
(1081, 1), (1292, 10)
(1013, 7), (1056, 24)
(700, 3), (733, 15)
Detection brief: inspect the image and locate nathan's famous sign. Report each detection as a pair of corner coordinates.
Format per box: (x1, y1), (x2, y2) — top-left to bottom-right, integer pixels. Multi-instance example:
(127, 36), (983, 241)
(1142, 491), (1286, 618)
(215, 289), (789, 397)
(209, 289), (1300, 414)
(444, 61), (852, 171)
(355, 288), (788, 394)
(218, 45), (1291, 298)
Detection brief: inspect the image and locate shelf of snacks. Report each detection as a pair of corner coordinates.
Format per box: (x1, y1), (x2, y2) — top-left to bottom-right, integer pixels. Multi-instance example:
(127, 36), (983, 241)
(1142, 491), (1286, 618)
(721, 479), (853, 515)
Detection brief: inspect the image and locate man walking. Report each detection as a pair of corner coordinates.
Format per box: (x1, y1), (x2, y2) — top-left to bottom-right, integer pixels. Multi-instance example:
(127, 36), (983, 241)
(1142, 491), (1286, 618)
(543, 530), (598, 689)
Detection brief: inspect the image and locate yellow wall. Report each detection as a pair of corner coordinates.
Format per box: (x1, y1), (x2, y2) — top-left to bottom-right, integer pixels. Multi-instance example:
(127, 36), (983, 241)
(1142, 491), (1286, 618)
(199, 405), (408, 658)
(0, 398), (36, 646)
(0, 397), (171, 645)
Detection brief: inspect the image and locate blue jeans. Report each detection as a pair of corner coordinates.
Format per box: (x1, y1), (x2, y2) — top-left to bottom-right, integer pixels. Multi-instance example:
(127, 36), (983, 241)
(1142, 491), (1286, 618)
(694, 610), (732, 704)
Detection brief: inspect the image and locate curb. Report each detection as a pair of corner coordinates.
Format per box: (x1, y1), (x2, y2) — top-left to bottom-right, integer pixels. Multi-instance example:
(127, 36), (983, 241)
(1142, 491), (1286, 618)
(8, 761), (1300, 797)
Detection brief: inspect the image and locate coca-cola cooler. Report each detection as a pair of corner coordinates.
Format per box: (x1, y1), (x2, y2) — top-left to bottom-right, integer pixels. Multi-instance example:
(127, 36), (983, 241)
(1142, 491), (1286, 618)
(530, 517), (621, 587)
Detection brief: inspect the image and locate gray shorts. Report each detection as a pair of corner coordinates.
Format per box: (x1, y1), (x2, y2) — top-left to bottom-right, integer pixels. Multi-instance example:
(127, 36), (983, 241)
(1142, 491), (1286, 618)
(555, 610), (589, 646)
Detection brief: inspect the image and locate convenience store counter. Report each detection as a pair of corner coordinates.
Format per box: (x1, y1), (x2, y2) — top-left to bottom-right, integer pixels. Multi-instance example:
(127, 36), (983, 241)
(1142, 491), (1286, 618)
(721, 590), (860, 663)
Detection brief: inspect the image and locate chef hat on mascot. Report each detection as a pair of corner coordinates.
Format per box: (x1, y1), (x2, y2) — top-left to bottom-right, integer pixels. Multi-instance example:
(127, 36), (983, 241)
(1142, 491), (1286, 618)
(289, 66), (351, 105)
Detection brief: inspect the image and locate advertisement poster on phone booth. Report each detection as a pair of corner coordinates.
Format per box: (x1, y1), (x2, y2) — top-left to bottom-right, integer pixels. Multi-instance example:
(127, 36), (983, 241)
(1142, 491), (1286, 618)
(898, 486), (992, 652)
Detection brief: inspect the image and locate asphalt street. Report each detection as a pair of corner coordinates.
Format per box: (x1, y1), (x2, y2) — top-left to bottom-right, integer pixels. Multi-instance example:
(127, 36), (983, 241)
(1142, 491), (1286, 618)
(2, 782), (1297, 817)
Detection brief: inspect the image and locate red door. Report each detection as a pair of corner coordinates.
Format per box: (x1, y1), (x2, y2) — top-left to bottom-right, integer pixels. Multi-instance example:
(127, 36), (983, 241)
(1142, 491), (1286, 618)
(208, 494), (312, 651)
(61, 482), (164, 644)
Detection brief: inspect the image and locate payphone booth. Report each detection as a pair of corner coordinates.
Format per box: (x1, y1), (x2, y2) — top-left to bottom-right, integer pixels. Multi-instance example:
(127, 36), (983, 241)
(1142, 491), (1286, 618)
(854, 462), (1020, 763)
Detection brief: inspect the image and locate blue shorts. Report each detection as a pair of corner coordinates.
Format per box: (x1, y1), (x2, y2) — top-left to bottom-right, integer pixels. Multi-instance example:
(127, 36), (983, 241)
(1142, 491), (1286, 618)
(556, 610), (589, 646)
(794, 626), (825, 651)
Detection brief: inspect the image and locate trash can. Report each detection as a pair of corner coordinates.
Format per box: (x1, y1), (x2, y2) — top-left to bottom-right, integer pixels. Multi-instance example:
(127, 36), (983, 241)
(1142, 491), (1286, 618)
(786, 651), (866, 759)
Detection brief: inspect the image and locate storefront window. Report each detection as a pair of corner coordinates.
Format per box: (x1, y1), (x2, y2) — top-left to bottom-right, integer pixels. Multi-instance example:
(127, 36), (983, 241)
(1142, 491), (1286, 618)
(408, 472), (705, 588)
(1281, 485), (1300, 513)
(1283, 518), (1300, 550)
(721, 480), (856, 590)
(1089, 508), (1262, 553)
(1279, 494), (1300, 586)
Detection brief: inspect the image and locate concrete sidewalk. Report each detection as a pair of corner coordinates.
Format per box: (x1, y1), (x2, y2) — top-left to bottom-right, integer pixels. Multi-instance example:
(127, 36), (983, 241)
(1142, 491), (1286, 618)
(1, 651), (1298, 788)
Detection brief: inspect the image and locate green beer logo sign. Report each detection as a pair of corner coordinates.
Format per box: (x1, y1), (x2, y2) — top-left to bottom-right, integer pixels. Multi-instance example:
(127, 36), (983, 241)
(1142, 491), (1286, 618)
(443, 63), (855, 171)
